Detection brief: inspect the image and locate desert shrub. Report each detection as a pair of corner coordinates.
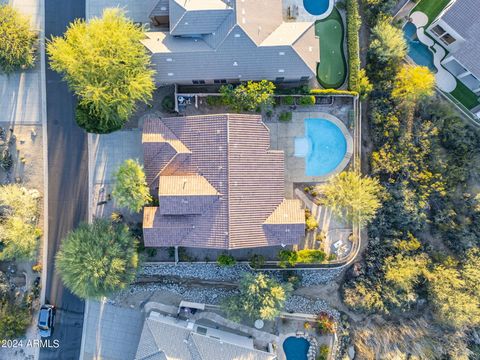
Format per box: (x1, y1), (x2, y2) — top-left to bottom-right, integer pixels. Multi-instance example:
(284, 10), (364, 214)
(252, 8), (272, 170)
(217, 253), (236, 266)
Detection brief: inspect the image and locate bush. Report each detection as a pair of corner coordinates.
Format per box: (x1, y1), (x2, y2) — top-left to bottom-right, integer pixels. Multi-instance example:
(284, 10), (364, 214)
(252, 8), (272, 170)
(146, 248), (157, 258)
(249, 254), (266, 269)
(205, 95), (225, 106)
(298, 95), (316, 105)
(317, 312), (336, 334)
(297, 249), (326, 263)
(0, 302), (30, 339)
(217, 253), (236, 266)
(161, 96), (174, 112)
(317, 344), (330, 360)
(310, 88), (358, 96)
(0, 148), (13, 171)
(279, 111), (292, 122)
(75, 103), (123, 134)
(278, 249), (298, 268)
(346, 0), (361, 92)
(283, 95), (295, 105)
(0, 5), (37, 73)
(220, 80), (275, 111)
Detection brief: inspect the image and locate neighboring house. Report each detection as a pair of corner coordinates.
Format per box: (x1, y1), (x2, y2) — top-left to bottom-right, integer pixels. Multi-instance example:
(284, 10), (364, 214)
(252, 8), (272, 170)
(142, 113), (305, 250)
(426, 0), (480, 102)
(135, 311), (276, 360)
(89, 0), (319, 85)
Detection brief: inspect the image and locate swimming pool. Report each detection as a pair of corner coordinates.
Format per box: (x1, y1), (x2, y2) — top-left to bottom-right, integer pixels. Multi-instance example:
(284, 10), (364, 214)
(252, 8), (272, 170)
(283, 337), (309, 360)
(295, 118), (347, 177)
(403, 22), (437, 73)
(303, 0), (330, 16)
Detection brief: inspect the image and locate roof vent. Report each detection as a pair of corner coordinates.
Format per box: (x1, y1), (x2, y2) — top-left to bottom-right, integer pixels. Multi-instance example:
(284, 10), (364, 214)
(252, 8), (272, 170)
(278, 69), (285, 73)
(279, 51), (285, 56)
(233, 61), (238, 66)
(168, 72), (174, 76)
(234, 33), (241, 38)
(166, 58), (173, 62)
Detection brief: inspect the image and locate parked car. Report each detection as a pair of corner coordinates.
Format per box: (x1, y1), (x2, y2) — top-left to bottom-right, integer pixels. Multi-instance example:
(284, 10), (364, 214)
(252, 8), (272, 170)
(37, 304), (55, 337)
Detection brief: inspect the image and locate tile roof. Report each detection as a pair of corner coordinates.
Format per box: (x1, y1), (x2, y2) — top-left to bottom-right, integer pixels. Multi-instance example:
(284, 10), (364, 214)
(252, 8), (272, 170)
(438, 0), (480, 77)
(142, 114), (305, 249)
(135, 313), (276, 360)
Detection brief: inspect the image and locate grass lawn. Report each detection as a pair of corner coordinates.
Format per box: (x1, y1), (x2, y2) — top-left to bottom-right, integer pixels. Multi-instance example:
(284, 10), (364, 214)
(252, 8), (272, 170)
(449, 80), (480, 110)
(315, 7), (347, 89)
(412, 0), (452, 26)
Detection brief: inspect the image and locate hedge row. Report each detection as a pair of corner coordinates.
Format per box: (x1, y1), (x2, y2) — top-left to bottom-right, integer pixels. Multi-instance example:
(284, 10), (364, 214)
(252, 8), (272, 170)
(310, 88), (358, 96)
(346, 0), (361, 92)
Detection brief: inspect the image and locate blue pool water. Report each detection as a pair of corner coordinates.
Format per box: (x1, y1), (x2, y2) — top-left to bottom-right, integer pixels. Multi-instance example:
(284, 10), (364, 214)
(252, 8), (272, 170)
(403, 22), (437, 72)
(303, 0), (330, 15)
(296, 118), (347, 177)
(283, 337), (310, 360)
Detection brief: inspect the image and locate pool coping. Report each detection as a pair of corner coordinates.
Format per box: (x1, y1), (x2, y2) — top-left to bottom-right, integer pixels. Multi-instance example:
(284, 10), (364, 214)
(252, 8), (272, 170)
(301, 111), (353, 181)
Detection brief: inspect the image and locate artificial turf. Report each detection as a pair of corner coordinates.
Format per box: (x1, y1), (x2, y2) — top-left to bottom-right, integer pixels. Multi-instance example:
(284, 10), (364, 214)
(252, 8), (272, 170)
(315, 7), (347, 89)
(412, 0), (453, 26)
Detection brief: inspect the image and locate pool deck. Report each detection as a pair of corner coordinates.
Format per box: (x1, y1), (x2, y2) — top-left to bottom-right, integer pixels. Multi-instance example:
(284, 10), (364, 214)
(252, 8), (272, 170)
(282, 0), (333, 21)
(266, 110), (353, 197)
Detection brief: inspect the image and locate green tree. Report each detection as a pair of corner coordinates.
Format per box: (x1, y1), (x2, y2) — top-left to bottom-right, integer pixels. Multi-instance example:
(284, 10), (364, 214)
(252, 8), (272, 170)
(0, 302), (30, 339)
(222, 273), (291, 321)
(112, 159), (151, 213)
(384, 253), (429, 292)
(56, 219), (139, 299)
(278, 249), (298, 268)
(0, 5), (37, 73)
(358, 68), (373, 100)
(0, 185), (41, 261)
(369, 18), (406, 63)
(427, 251), (480, 329)
(316, 172), (383, 226)
(47, 8), (155, 133)
(220, 80), (275, 111)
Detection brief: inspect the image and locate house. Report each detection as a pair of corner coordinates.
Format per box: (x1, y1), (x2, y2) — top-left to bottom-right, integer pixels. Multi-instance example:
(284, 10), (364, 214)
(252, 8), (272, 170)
(426, 0), (480, 102)
(134, 311), (276, 360)
(142, 114), (305, 249)
(89, 0), (319, 85)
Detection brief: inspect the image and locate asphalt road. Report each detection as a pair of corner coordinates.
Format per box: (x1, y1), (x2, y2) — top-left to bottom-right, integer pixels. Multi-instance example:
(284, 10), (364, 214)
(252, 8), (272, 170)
(41, 1), (87, 359)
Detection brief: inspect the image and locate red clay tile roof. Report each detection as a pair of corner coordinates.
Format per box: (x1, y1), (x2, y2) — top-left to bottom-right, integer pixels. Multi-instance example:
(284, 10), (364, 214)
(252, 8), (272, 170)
(142, 113), (305, 249)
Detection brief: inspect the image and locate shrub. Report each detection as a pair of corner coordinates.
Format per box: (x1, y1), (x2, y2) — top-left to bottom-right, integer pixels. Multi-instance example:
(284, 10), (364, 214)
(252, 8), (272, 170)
(217, 253), (236, 266)
(161, 96), (174, 112)
(305, 213), (318, 231)
(298, 95), (316, 105)
(279, 111), (292, 122)
(346, 0), (361, 92)
(317, 312), (336, 334)
(297, 249), (326, 263)
(283, 95), (295, 105)
(0, 302), (30, 339)
(310, 88), (358, 96)
(317, 344), (330, 360)
(0, 148), (13, 171)
(146, 248), (157, 258)
(278, 249), (298, 268)
(0, 5), (37, 73)
(249, 254), (266, 269)
(220, 80), (275, 111)
(206, 95), (225, 106)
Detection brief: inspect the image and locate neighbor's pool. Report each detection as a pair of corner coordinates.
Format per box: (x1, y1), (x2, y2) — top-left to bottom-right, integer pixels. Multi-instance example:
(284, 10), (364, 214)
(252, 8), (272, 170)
(283, 337), (310, 360)
(403, 22), (437, 72)
(295, 118), (347, 177)
(304, 0), (330, 16)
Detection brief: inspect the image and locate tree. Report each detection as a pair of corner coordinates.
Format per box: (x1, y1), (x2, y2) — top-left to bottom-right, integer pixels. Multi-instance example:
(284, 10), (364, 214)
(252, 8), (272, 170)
(358, 68), (373, 100)
(316, 172), (383, 226)
(222, 273), (291, 321)
(427, 251), (480, 329)
(220, 80), (275, 111)
(112, 159), (151, 213)
(0, 302), (30, 339)
(369, 18), (406, 63)
(0, 185), (41, 261)
(392, 65), (435, 104)
(55, 219), (139, 299)
(384, 253), (429, 292)
(0, 5), (37, 73)
(47, 8), (155, 133)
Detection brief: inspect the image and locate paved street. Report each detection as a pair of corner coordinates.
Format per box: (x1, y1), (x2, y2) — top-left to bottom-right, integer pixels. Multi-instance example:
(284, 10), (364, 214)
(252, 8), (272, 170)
(41, 0), (87, 359)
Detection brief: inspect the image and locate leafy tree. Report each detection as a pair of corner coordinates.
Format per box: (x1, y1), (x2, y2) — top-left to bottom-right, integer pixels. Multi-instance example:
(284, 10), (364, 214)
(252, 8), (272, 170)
(0, 302), (30, 339)
(392, 65), (435, 104)
(47, 8), (155, 133)
(0, 5), (37, 73)
(217, 253), (236, 266)
(384, 253), (429, 292)
(112, 159), (151, 213)
(222, 273), (291, 321)
(278, 249), (298, 268)
(369, 18), (406, 63)
(358, 68), (373, 100)
(220, 80), (275, 111)
(0, 185), (41, 261)
(316, 172), (383, 226)
(427, 250), (480, 329)
(56, 219), (139, 299)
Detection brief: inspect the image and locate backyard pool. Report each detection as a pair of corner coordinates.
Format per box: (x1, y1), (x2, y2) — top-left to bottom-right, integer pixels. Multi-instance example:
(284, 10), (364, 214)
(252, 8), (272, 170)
(304, 0), (330, 16)
(283, 337), (309, 360)
(403, 22), (437, 72)
(295, 118), (348, 177)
